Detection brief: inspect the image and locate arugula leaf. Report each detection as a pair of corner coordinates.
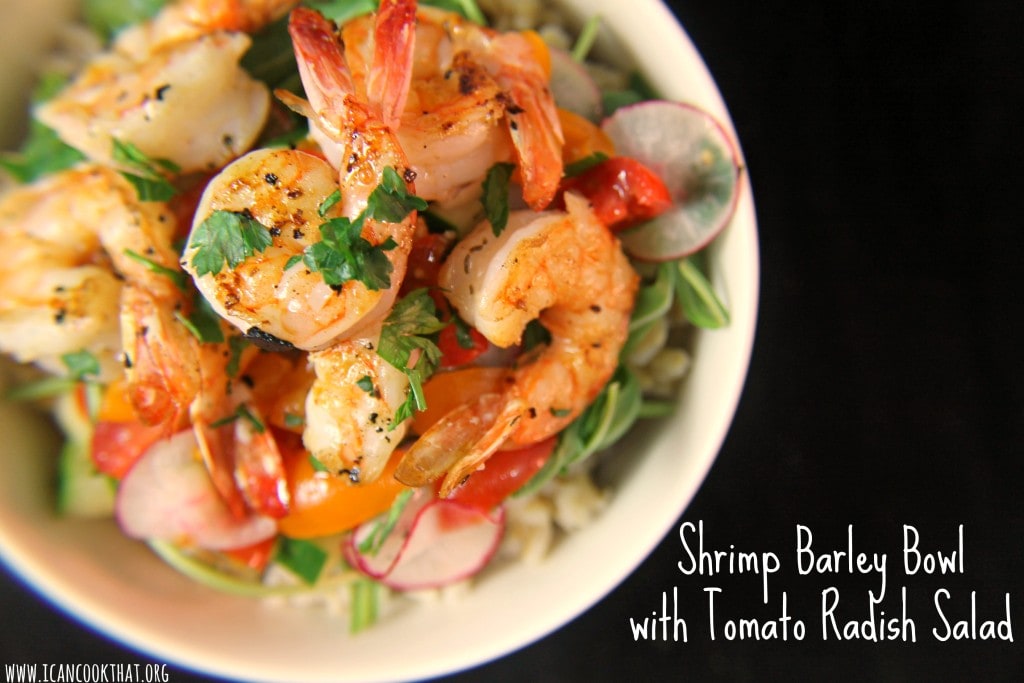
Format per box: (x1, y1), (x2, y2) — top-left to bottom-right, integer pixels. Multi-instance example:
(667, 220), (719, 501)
(350, 578), (380, 634)
(274, 536), (328, 585)
(302, 217), (397, 290)
(377, 289), (446, 424)
(189, 210), (274, 277)
(111, 139), (179, 201)
(357, 489), (415, 555)
(517, 366), (642, 497)
(0, 73), (86, 183)
(675, 256), (730, 329)
(481, 162), (514, 236)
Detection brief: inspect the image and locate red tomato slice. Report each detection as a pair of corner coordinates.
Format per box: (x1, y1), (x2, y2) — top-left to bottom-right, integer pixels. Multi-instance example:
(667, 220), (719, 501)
(561, 157), (673, 231)
(444, 437), (557, 512)
(222, 536), (277, 571)
(437, 323), (489, 368)
(90, 420), (167, 480)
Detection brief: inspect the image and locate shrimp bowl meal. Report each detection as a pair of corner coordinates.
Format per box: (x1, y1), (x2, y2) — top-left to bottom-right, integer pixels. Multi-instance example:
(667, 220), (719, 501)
(0, 0), (757, 680)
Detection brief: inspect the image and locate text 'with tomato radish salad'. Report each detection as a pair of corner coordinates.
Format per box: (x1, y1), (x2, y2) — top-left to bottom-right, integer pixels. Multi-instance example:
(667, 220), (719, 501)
(0, 0), (741, 632)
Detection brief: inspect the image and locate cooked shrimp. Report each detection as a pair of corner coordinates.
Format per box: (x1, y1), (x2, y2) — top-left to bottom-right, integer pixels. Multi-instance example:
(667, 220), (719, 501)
(114, 0), (299, 57)
(36, 0), (295, 175)
(0, 165), (191, 393)
(396, 192), (639, 495)
(324, 1), (564, 210)
(184, 6), (421, 483)
(303, 331), (411, 483)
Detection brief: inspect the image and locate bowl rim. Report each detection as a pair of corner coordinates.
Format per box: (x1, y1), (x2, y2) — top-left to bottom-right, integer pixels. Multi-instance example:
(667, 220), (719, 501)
(0, 0), (760, 680)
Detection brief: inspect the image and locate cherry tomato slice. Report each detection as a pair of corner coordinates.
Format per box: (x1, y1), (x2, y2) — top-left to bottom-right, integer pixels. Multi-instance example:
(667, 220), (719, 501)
(561, 156), (673, 231)
(276, 432), (410, 539)
(90, 420), (166, 480)
(445, 437), (557, 512)
(437, 323), (489, 369)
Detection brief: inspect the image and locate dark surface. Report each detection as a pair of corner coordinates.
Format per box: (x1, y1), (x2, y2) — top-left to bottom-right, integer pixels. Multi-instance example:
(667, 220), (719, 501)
(3, 0), (1023, 681)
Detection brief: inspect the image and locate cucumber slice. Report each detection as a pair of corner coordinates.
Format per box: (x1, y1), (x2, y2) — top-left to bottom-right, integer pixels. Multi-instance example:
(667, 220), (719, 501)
(53, 389), (115, 518)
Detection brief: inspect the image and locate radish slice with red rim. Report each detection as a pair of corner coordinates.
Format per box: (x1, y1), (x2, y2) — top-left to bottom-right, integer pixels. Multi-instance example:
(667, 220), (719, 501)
(346, 491), (506, 591)
(116, 430), (277, 551)
(601, 100), (742, 261)
(549, 47), (603, 122)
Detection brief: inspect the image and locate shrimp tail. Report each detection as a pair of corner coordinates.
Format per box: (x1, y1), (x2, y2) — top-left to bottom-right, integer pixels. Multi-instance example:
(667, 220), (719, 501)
(369, 0), (417, 130)
(506, 77), (565, 210)
(396, 393), (525, 497)
(120, 283), (201, 434)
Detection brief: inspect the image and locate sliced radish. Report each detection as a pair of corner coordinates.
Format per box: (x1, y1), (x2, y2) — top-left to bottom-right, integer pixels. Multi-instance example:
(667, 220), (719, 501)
(116, 430), (277, 551)
(601, 101), (741, 261)
(549, 47), (603, 122)
(346, 490), (505, 591)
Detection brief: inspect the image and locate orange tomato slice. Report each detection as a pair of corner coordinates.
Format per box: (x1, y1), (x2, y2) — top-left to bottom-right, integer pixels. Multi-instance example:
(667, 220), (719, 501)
(276, 434), (410, 539)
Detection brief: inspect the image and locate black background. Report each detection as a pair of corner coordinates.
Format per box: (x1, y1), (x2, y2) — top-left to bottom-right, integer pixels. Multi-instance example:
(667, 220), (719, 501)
(3, 0), (1023, 680)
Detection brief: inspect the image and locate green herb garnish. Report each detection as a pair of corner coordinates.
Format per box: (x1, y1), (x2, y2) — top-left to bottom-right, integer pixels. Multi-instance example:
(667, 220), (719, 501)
(188, 210), (274, 277)
(274, 536), (328, 586)
(358, 489), (415, 556)
(377, 289), (446, 424)
(308, 454), (329, 472)
(482, 162), (515, 236)
(675, 257), (730, 329)
(302, 217), (397, 290)
(5, 349), (102, 402)
(123, 249), (189, 291)
(0, 73), (86, 183)
(111, 138), (179, 202)
(83, 0), (167, 41)
(301, 167), (425, 290)
(350, 578), (380, 634)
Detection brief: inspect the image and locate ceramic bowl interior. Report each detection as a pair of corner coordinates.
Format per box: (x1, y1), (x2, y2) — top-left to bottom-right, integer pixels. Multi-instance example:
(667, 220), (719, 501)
(0, 1), (759, 681)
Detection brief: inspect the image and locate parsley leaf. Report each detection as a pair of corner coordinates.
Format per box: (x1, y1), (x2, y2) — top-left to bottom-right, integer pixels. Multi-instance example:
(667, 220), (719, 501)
(300, 169), (425, 291)
(111, 139), (179, 201)
(365, 167), (429, 223)
(123, 249), (189, 291)
(0, 73), (86, 183)
(62, 350), (101, 381)
(303, 217), (397, 290)
(481, 162), (515, 236)
(377, 289), (446, 424)
(189, 210), (274, 277)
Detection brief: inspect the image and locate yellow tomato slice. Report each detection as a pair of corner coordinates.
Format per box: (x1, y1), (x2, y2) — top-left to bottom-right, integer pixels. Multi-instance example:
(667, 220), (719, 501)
(411, 366), (512, 436)
(277, 436), (410, 539)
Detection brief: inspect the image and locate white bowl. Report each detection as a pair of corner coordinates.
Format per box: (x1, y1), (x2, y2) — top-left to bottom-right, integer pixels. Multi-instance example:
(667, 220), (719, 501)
(0, 1), (759, 681)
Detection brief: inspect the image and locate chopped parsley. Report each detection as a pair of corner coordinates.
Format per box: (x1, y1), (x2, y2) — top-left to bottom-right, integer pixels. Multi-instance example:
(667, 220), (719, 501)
(481, 162), (515, 236)
(188, 210), (274, 277)
(308, 453), (329, 472)
(210, 403), (266, 433)
(111, 138), (179, 202)
(123, 248), (189, 291)
(0, 73), (86, 183)
(301, 217), (398, 290)
(376, 289), (446, 425)
(62, 350), (102, 381)
(300, 167), (426, 291)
